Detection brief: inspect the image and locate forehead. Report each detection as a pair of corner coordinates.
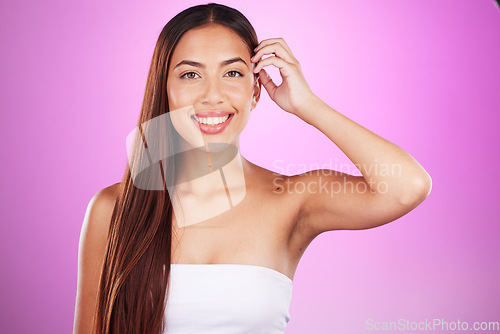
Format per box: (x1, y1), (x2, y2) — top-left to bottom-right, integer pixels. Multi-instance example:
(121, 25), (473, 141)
(170, 24), (250, 62)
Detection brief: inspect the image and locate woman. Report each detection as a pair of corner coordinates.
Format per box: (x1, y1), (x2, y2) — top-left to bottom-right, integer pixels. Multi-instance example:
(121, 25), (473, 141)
(73, 3), (432, 334)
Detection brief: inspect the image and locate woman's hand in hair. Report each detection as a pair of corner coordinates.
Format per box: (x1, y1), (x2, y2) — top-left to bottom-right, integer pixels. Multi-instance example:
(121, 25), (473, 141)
(251, 37), (319, 117)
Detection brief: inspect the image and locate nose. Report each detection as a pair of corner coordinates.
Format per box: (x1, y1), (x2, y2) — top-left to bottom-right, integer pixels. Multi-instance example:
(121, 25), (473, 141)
(201, 76), (224, 106)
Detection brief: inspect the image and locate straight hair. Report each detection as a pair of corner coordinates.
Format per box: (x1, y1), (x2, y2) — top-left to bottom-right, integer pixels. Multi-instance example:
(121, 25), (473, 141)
(92, 3), (259, 333)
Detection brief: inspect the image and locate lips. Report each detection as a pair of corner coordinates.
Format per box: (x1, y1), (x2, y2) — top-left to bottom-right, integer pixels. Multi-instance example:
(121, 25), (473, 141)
(190, 110), (235, 135)
(193, 110), (233, 117)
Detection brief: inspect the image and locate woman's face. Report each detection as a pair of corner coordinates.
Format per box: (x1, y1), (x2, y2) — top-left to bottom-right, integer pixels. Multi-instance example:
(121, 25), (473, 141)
(166, 24), (260, 150)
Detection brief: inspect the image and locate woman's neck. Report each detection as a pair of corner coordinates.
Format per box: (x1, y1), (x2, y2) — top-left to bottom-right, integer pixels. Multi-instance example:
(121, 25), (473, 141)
(168, 141), (248, 228)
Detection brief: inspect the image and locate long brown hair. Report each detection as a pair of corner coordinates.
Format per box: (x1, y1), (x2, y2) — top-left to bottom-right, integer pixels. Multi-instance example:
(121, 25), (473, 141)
(92, 3), (259, 334)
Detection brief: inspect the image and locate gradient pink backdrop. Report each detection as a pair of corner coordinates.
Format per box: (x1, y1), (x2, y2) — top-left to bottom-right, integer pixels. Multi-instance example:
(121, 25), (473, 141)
(1, 1), (499, 333)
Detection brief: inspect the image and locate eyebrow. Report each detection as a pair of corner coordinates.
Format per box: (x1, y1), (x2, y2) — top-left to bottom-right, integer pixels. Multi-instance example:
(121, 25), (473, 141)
(173, 57), (248, 70)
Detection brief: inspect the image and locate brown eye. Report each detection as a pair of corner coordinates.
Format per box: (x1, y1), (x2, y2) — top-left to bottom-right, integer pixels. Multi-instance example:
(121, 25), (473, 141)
(180, 72), (200, 79)
(226, 70), (243, 78)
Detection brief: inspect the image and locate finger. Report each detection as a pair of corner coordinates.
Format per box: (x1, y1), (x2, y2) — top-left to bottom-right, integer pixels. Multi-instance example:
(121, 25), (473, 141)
(254, 37), (293, 56)
(252, 42), (297, 65)
(258, 68), (278, 99)
(253, 55), (294, 78)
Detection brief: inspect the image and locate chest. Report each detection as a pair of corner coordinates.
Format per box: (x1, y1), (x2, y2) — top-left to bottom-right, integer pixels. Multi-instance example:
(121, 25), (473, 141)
(170, 188), (298, 274)
(164, 263), (293, 333)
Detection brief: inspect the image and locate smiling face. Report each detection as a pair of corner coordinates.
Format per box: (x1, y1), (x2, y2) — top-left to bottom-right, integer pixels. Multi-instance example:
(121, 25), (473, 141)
(166, 24), (261, 151)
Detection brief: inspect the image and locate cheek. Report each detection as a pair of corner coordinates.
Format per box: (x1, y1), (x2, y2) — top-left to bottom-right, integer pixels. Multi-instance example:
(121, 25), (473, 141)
(166, 76), (194, 107)
(231, 83), (254, 106)
(167, 86), (190, 107)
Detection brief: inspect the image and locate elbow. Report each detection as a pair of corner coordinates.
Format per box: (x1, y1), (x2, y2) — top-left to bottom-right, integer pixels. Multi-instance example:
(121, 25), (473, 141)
(399, 173), (432, 207)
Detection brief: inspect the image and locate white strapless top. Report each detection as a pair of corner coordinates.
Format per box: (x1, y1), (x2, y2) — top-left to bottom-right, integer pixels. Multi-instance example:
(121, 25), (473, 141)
(163, 264), (293, 333)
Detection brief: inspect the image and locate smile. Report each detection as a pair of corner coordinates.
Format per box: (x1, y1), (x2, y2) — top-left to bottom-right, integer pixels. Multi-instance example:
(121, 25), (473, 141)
(192, 114), (230, 125)
(190, 113), (234, 134)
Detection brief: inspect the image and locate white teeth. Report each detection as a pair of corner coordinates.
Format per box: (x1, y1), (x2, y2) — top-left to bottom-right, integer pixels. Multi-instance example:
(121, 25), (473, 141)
(193, 115), (230, 125)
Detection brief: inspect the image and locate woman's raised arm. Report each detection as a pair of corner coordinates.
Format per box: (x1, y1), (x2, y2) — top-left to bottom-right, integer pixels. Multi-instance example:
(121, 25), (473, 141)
(251, 37), (431, 236)
(292, 96), (431, 235)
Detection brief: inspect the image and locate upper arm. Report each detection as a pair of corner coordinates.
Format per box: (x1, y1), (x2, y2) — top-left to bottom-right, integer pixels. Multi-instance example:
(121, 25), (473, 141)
(294, 169), (429, 237)
(73, 184), (119, 334)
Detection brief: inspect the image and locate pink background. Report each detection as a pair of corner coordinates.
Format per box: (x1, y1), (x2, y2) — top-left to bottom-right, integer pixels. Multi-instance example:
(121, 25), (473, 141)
(1, 0), (499, 333)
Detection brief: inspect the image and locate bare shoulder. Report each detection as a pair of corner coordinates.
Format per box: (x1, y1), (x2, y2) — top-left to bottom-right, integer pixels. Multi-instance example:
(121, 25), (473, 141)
(242, 158), (303, 224)
(92, 182), (121, 210)
(74, 182), (121, 334)
(81, 183), (121, 240)
(242, 158), (297, 194)
(78, 181), (122, 274)
(85, 182), (121, 227)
